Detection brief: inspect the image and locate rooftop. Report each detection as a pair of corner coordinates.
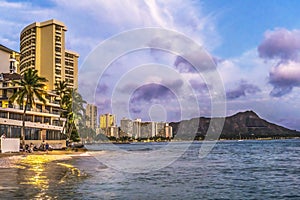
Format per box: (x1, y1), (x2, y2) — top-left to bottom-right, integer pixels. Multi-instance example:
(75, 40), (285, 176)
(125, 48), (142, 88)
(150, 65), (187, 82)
(0, 73), (22, 81)
(0, 44), (19, 54)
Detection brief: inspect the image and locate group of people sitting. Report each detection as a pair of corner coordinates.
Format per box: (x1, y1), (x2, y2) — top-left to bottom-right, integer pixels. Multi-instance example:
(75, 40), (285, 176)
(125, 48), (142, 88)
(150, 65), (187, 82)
(20, 140), (52, 153)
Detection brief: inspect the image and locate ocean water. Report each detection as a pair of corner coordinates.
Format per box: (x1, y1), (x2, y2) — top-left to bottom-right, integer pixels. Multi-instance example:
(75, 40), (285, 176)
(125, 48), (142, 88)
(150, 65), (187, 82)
(0, 139), (299, 199)
(76, 139), (300, 200)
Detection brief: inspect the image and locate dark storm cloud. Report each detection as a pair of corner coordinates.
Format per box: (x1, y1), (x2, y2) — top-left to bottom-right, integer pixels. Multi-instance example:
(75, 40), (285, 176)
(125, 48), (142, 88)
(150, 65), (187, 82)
(258, 28), (300, 61)
(119, 79), (183, 94)
(258, 28), (300, 97)
(226, 81), (261, 100)
(130, 83), (176, 102)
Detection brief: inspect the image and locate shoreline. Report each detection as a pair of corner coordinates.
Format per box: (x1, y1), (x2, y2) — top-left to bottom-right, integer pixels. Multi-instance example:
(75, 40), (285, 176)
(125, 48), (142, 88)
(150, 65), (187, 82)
(88, 136), (300, 144)
(0, 148), (88, 158)
(0, 149), (90, 199)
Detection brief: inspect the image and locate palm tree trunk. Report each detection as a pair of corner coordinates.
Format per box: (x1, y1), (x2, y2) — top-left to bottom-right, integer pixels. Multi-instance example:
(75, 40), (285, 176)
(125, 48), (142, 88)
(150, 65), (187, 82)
(22, 103), (27, 146)
(67, 121), (73, 139)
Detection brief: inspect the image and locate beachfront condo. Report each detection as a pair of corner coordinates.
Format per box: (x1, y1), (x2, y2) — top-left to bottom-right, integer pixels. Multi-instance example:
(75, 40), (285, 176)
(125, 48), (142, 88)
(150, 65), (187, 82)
(0, 72), (67, 149)
(20, 19), (79, 90)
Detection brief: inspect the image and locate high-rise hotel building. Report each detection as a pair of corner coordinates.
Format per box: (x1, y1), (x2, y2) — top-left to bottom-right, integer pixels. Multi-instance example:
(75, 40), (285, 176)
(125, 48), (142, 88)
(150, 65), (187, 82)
(85, 104), (98, 130)
(19, 19), (79, 90)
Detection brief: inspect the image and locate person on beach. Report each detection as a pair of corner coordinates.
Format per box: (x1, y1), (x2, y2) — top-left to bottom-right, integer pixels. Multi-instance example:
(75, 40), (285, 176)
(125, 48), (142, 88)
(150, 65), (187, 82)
(25, 144), (29, 152)
(45, 142), (49, 153)
(29, 143), (34, 153)
(1, 133), (6, 140)
(40, 140), (46, 151)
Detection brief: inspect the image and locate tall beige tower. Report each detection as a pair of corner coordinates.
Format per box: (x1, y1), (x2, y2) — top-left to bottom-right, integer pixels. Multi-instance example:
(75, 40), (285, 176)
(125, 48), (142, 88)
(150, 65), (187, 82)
(19, 19), (78, 90)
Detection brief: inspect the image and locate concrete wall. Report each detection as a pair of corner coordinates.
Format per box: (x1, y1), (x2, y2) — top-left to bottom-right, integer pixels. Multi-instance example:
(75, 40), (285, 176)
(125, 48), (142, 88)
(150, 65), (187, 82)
(0, 50), (9, 73)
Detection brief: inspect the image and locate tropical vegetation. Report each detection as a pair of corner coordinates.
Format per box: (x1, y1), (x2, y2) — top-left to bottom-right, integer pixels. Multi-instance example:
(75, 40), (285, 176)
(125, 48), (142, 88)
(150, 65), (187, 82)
(10, 68), (47, 145)
(55, 80), (87, 142)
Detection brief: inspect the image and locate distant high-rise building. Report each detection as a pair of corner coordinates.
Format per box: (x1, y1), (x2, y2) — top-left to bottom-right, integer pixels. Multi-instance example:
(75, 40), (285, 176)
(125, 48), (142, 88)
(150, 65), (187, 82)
(99, 113), (117, 137)
(0, 44), (20, 73)
(120, 117), (133, 137)
(132, 118), (141, 139)
(165, 123), (173, 138)
(99, 113), (116, 129)
(85, 104), (97, 130)
(19, 19), (79, 90)
(140, 121), (156, 138)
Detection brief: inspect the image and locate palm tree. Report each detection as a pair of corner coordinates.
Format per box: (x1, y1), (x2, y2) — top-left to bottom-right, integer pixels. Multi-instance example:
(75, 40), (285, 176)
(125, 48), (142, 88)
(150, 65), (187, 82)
(55, 84), (86, 141)
(10, 68), (47, 145)
(54, 80), (69, 135)
(55, 80), (68, 110)
(67, 89), (86, 141)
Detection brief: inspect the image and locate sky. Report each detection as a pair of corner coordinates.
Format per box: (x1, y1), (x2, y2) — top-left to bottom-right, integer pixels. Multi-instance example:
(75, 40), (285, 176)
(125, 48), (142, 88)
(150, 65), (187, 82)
(1, 0), (300, 130)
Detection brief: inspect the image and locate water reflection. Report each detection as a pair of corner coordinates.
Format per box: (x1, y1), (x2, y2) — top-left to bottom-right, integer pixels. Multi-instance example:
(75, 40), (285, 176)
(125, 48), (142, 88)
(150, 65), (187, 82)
(20, 155), (51, 190)
(0, 154), (86, 199)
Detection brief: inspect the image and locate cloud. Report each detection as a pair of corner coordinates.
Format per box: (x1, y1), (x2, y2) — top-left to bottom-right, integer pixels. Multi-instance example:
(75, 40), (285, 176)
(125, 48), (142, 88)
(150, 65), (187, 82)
(52, 0), (219, 65)
(173, 51), (217, 73)
(258, 28), (300, 61)
(258, 28), (300, 96)
(189, 79), (210, 95)
(96, 83), (109, 94)
(226, 80), (261, 100)
(95, 98), (112, 113)
(130, 83), (176, 103)
(127, 83), (183, 121)
(269, 61), (300, 97)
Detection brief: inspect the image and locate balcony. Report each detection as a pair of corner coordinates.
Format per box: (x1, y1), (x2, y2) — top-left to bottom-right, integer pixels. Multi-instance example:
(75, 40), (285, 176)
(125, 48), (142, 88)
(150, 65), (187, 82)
(0, 95), (8, 100)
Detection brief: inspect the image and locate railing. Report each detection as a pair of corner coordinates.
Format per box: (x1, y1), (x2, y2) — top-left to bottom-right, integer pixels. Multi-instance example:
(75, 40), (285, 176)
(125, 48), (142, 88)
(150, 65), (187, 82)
(0, 106), (61, 116)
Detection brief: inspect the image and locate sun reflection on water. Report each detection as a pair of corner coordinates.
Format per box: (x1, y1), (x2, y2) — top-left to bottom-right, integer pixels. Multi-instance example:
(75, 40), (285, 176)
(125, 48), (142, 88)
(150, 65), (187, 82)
(18, 155), (83, 199)
(20, 155), (52, 190)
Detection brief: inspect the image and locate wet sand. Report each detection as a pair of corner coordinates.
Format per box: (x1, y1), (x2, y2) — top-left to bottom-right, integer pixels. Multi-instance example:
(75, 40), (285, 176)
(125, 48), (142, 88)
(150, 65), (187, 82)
(0, 150), (90, 199)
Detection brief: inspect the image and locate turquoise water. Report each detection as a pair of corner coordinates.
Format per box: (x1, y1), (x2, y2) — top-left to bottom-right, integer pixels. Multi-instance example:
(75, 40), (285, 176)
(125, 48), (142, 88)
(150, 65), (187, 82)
(0, 139), (299, 199)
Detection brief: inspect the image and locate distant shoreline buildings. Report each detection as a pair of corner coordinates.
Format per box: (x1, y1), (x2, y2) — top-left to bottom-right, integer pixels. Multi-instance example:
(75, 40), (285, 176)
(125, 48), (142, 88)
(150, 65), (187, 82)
(84, 106), (173, 140)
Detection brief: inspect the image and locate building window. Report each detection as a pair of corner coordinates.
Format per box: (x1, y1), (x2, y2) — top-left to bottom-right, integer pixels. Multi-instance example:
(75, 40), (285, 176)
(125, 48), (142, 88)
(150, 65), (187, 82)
(25, 128), (39, 140)
(34, 116), (42, 123)
(55, 58), (61, 63)
(9, 113), (22, 120)
(55, 69), (61, 75)
(44, 117), (51, 124)
(11, 127), (21, 138)
(45, 106), (51, 113)
(56, 36), (61, 42)
(0, 111), (8, 118)
(55, 47), (61, 52)
(25, 115), (33, 122)
(55, 25), (61, 31)
(52, 120), (60, 126)
(52, 108), (59, 115)
(36, 104), (42, 112)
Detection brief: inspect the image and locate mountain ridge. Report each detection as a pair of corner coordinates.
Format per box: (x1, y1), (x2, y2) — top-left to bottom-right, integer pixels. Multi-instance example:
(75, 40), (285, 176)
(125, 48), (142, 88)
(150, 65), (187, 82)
(169, 110), (300, 140)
